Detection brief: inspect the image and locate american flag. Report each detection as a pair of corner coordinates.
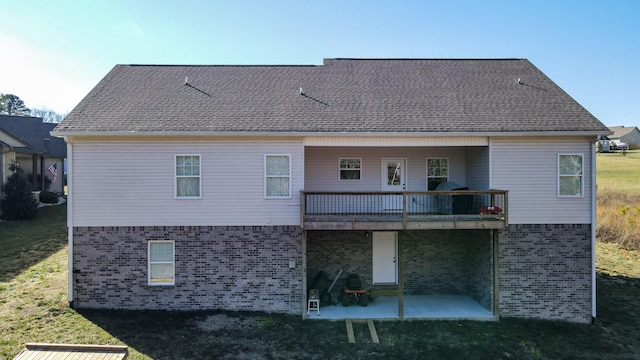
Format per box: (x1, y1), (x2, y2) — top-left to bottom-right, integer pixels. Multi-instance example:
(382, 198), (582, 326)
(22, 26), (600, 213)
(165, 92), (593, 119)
(48, 162), (58, 182)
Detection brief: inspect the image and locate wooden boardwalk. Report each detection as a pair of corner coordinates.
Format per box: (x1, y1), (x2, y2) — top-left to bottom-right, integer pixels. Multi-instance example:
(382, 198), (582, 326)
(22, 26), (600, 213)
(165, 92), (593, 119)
(13, 343), (128, 360)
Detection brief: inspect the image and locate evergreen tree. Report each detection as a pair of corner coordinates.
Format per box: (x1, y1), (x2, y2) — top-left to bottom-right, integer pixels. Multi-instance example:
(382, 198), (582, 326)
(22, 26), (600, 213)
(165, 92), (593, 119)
(0, 93), (31, 116)
(0, 163), (39, 220)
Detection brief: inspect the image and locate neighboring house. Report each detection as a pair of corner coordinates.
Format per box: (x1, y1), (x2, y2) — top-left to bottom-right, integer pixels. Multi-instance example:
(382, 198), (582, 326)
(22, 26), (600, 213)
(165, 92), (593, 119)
(608, 126), (640, 149)
(0, 115), (66, 194)
(52, 58), (610, 323)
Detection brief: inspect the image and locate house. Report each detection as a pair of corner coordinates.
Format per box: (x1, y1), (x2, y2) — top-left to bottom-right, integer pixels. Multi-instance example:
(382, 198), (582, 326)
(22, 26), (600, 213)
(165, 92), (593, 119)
(608, 126), (640, 150)
(52, 58), (610, 323)
(1, 115), (66, 194)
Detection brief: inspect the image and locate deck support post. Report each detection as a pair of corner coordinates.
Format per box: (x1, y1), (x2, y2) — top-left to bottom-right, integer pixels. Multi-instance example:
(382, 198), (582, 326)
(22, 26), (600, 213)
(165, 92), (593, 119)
(398, 232), (404, 319)
(301, 230), (308, 319)
(492, 229), (500, 319)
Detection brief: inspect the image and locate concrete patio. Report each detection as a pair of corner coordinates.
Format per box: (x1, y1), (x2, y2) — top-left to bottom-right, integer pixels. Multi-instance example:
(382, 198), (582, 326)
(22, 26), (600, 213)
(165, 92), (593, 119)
(307, 295), (495, 320)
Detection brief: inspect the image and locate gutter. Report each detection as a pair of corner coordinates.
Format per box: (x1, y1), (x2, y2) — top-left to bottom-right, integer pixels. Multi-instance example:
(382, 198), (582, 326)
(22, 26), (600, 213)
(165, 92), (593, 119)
(591, 138), (597, 322)
(65, 138), (74, 306)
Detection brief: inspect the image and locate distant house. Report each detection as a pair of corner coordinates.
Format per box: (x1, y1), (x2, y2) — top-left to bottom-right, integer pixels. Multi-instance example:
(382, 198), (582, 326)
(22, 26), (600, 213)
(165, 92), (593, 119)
(608, 126), (640, 149)
(52, 58), (610, 323)
(0, 115), (66, 194)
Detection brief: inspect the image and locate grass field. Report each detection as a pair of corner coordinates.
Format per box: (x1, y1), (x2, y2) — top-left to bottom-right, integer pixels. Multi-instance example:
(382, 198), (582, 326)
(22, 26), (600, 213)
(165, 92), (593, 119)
(596, 150), (640, 193)
(596, 150), (640, 249)
(1, 153), (640, 359)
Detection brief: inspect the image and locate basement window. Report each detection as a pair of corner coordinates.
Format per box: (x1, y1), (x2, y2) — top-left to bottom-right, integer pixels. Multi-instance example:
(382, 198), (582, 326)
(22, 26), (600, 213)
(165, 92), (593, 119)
(148, 240), (175, 286)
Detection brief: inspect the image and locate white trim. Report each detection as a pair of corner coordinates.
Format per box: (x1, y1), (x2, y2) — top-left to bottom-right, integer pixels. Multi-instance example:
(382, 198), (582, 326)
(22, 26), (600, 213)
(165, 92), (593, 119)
(557, 153), (584, 198)
(52, 130), (612, 139)
(174, 154), (201, 199)
(338, 157), (362, 181)
(148, 240), (175, 286)
(264, 154), (291, 199)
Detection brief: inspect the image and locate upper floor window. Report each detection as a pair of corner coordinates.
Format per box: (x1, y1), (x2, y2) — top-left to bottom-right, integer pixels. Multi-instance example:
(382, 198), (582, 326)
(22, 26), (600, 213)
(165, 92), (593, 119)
(265, 155), (290, 198)
(339, 158), (362, 180)
(427, 158), (449, 190)
(175, 155), (201, 198)
(558, 154), (583, 197)
(148, 240), (175, 286)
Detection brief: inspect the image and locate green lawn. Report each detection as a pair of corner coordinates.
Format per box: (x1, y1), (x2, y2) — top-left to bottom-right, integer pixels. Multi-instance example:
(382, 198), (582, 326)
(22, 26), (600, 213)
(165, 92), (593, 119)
(596, 150), (640, 192)
(2, 204), (640, 359)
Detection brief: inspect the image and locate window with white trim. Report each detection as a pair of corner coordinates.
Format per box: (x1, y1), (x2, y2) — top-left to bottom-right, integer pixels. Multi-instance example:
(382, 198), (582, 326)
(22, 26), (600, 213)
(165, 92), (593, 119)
(558, 154), (583, 197)
(265, 155), (291, 198)
(148, 240), (175, 285)
(339, 158), (362, 180)
(426, 158), (449, 190)
(175, 155), (200, 198)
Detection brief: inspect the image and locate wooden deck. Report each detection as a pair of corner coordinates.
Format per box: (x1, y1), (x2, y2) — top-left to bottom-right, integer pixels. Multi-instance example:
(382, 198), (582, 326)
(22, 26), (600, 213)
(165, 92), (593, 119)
(300, 190), (508, 230)
(303, 213), (507, 230)
(13, 343), (128, 360)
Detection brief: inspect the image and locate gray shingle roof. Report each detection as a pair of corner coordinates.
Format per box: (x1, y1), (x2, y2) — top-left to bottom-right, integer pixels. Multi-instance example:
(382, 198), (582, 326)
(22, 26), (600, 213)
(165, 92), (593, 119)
(53, 58), (608, 135)
(0, 116), (67, 157)
(608, 126), (639, 138)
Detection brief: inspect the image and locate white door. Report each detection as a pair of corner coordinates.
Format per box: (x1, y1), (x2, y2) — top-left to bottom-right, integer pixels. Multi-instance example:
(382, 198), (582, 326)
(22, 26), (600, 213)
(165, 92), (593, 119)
(372, 231), (398, 284)
(381, 158), (406, 191)
(381, 158), (406, 211)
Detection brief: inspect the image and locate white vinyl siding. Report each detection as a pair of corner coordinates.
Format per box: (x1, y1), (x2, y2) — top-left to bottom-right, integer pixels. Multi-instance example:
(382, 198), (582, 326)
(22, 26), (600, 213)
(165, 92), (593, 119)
(148, 240), (174, 285)
(70, 139), (303, 226)
(490, 137), (592, 224)
(465, 147), (490, 190)
(304, 146), (468, 192)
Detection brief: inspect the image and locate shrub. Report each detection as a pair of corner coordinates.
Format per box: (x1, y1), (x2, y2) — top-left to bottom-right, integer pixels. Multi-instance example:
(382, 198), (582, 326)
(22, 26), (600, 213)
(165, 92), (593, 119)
(39, 191), (59, 204)
(0, 163), (39, 220)
(596, 190), (640, 250)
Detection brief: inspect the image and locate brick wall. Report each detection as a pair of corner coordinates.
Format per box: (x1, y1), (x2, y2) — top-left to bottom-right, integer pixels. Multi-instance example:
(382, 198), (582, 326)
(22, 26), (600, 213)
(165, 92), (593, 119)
(72, 226), (303, 313)
(498, 224), (592, 323)
(306, 230), (372, 290)
(72, 224), (592, 322)
(402, 230), (492, 309)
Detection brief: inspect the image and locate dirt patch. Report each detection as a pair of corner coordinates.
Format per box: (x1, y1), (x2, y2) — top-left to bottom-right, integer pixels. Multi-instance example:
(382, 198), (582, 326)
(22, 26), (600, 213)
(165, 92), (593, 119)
(194, 313), (259, 332)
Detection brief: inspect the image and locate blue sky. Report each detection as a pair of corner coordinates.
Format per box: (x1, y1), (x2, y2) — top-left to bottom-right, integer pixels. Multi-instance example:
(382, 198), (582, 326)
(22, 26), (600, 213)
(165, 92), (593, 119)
(1, 0), (638, 127)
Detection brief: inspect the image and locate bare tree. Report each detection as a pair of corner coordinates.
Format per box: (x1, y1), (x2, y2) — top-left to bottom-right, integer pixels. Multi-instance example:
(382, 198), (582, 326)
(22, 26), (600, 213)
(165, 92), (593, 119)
(30, 107), (67, 123)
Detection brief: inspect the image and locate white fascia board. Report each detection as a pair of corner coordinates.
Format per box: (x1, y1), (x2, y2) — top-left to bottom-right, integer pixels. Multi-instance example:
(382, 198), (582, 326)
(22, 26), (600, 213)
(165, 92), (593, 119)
(50, 130), (612, 139)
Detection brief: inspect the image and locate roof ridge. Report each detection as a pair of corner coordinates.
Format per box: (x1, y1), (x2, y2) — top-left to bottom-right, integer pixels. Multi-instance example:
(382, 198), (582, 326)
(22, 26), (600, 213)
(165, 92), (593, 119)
(125, 64), (318, 68)
(328, 58), (526, 61)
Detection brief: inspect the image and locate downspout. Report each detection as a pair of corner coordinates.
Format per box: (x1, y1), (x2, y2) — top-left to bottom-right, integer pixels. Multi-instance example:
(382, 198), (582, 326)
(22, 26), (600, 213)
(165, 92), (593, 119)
(591, 140), (597, 322)
(65, 139), (74, 307)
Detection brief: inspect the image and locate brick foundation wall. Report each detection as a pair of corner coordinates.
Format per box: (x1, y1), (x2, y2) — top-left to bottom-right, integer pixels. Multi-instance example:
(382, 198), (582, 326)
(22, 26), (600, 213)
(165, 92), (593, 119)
(498, 224), (592, 323)
(72, 226), (303, 313)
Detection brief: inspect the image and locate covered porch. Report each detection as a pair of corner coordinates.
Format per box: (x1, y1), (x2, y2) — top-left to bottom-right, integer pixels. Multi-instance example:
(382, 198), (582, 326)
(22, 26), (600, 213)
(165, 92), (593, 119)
(303, 229), (499, 320)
